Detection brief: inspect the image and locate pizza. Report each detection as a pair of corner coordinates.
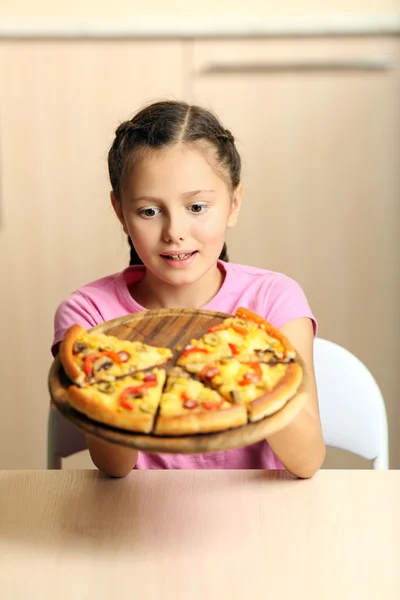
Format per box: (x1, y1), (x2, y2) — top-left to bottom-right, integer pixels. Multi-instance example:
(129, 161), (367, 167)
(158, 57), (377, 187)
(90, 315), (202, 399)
(58, 308), (304, 436)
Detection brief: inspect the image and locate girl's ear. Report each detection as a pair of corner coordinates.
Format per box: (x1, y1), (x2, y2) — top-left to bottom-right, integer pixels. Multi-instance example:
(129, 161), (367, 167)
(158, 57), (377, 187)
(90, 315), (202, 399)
(110, 191), (129, 235)
(227, 182), (243, 229)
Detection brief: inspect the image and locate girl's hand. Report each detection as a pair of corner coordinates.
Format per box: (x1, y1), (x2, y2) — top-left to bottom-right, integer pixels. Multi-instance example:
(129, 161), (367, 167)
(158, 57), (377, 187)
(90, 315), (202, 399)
(86, 435), (138, 477)
(267, 318), (326, 478)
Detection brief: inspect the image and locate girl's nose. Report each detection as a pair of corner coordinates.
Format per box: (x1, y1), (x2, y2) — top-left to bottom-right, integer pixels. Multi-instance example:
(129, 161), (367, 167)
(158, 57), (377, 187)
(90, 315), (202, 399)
(162, 214), (187, 243)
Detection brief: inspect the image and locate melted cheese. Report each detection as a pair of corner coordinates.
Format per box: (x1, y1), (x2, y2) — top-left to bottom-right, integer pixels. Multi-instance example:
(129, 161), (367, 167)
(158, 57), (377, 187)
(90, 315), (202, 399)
(87, 369), (166, 414)
(210, 360), (288, 403)
(160, 372), (228, 416)
(74, 331), (172, 380)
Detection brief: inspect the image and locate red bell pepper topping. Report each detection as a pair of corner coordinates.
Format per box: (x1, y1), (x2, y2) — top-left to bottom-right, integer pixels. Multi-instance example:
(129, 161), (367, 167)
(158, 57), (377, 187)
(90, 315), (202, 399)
(120, 396), (135, 411)
(181, 393), (199, 409)
(117, 350), (130, 362)
(238, 363), (263, 386)
(181, 346), (209, 359)
(228, 343), (239, 355)
(207, 324), (226, 333)
(203, 399), (224, 410)
(184, 399), (199, 409)
(143, 373), (157, 383)
(120, 386), (142, 408)
(140, 380), (158, 389)
(83, 351), (122, 377)
(231, 323), (248, 336)
(119, 378), (158, 409)
(199, 365), (220, 380)
(208, 323), (248, 336)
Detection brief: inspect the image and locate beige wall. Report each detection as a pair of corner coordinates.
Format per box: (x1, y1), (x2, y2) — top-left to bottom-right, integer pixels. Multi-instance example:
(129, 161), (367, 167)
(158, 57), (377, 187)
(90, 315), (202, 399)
(1, 0), (399, 19)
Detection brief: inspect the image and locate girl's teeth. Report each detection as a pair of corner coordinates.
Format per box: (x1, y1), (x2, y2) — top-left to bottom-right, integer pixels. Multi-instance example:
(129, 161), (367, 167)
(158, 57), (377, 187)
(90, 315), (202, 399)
(167, 254), (192, 260)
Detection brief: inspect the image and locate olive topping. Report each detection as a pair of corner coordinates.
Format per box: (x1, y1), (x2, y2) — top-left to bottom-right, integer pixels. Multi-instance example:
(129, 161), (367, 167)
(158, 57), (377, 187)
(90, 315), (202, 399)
(220, 358), (232, 365)
(92, 356), (113, 373)
(98, 382), (114, 394)
(170, 367), (190, 378)
(230, 390), (242, 404)
(203, 333), (219, 347)
(233, 318), (247, 327)
(73, 342), (88, 354)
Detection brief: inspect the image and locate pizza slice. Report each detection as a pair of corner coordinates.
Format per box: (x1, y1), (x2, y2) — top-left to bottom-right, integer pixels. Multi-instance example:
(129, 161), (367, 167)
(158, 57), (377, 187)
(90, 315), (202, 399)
(60, 324), (172, 386)
(154, 367), (247, 436)
(67, 368), (166, 433)
(232, 307), (297, 363)
(176, 309), (296, 368)
(186, 358), (303, 423)
(175, 330), (236, 367)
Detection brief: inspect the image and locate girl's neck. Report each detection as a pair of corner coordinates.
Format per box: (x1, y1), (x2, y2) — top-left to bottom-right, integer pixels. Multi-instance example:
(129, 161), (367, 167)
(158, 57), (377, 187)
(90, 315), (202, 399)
(129, 263), (224, 310)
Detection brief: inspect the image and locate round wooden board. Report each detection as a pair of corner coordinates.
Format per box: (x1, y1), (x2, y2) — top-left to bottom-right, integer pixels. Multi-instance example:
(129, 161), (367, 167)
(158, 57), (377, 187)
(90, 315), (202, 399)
(48, 309), (308, 454)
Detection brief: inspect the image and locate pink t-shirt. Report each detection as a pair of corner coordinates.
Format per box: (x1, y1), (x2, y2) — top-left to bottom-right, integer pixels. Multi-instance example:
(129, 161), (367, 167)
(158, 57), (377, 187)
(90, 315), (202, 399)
(53, 261), (317, 471)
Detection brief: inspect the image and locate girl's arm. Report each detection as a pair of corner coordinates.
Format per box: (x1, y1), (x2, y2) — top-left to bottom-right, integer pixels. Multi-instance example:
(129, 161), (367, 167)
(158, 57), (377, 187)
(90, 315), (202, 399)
(86, 435), (138, 477)
(267, 317), (326, 478)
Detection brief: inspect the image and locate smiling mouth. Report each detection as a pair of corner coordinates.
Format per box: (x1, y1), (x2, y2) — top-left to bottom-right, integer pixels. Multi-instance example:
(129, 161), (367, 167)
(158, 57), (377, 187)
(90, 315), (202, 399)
(161, 251), (197, 260)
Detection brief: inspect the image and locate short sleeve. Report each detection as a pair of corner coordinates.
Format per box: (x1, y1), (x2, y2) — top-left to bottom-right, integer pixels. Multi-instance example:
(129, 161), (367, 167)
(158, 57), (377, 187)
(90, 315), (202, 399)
(263, 275), (318, 336)
(52, 291), (101, 356)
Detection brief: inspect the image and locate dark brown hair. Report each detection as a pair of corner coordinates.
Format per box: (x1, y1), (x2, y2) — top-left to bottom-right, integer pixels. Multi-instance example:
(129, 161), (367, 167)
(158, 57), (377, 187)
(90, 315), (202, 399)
(108, 100), (242, 265)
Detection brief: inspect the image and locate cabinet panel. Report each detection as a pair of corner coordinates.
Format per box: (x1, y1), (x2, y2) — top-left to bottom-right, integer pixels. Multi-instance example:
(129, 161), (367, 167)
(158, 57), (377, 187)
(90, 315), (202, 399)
(0, 40), (186, 468)
(192, 37), (400, 467)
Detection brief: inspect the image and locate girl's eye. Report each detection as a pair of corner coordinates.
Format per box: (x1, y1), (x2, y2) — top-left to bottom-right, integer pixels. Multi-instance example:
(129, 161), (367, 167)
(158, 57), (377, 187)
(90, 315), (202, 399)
(139, 207), (160, 219)
(189, 203), (207, 214)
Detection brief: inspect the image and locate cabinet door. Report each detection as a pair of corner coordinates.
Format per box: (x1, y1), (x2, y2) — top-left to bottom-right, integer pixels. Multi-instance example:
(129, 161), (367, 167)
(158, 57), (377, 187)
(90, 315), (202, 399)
(192, 37), (400, 467)
(0, 40), (186, 468)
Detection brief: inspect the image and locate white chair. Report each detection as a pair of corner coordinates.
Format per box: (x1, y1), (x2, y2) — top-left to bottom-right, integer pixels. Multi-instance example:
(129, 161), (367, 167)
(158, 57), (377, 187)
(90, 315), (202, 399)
(314, 337), (389, 469)
(47, 405), (87, 469)
(47, 337), (389, 470)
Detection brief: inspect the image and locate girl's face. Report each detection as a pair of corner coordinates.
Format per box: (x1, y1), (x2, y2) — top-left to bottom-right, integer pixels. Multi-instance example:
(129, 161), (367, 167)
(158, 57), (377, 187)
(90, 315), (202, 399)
(112, 144), (242, 289)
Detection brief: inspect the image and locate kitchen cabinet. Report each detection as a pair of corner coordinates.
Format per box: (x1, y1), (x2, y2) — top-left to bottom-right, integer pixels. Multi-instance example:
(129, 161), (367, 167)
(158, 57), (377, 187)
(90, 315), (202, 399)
(190, 37), (400, 467)
(0, 40), (186, 468)
(1, 36), (399, 469)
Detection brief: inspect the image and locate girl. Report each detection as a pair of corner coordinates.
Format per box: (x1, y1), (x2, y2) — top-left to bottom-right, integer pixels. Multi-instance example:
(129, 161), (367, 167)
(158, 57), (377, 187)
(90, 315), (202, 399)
(52, 100), (326, 478)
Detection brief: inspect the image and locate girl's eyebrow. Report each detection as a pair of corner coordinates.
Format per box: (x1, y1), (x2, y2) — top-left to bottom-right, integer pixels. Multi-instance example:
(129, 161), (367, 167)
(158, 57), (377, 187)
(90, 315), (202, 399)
(131, 190), (216, 203)
(130, 195), (161, 203)
(183, 190), (216, 198)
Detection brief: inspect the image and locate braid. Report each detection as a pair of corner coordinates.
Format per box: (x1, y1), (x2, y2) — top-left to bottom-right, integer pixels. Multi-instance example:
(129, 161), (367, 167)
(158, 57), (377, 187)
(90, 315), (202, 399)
(218, 129), (235, 144)
(219, 243), (229, 262)
(128, 237), (144, 266)
(128, 237), (229, 266)
(109, 101), (241, 199)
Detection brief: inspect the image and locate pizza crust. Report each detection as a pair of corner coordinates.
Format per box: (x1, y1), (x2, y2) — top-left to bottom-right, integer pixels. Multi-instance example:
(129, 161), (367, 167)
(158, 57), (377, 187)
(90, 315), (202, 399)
(235, 307), (297, 359)
(247, 362), (303, 422)
(60, 324), (88, 386)
(154, 404), (247, 436)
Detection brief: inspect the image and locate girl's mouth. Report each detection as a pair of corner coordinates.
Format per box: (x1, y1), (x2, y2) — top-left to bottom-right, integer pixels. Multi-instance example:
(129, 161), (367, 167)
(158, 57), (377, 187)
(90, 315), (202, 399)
(160, 251), (198, 268)
(161, 252), (196, 261)
(161, 250), (197, 260)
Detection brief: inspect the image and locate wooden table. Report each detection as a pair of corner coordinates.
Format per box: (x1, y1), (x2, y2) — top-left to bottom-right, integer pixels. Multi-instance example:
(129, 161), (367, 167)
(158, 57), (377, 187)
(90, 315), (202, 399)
(0, 470), (399, 599)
